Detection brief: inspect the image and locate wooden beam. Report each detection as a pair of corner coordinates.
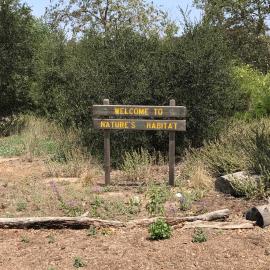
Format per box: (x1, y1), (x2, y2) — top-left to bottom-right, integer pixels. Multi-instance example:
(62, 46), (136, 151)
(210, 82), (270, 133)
(93, 105), (187, 118)
(169, 99), (176, 186)
(103, 99), (111, 185)
(93, 119), (186, 131)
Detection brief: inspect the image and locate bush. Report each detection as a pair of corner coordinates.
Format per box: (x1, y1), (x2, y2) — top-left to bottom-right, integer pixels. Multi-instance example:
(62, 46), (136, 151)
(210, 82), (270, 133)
(149, 219), (172, 240)
(241, 123), (270, 189)
(32, 25), (246, 164)
(192, 228), (207, 243)
(180, 117), (270, 198)
(230, 175), (265, 199)
(233, 65), (270, 118)
(73, 257), (86, 268)
(120, 148), (153, 182)
(146, 184), (170, 216)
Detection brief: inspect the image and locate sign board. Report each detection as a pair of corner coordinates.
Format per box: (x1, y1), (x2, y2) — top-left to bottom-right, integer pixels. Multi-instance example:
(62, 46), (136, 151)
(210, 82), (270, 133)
(93, 105), (186, 118)
(93, 119), (186, 131)
(93, 99), (187, 186)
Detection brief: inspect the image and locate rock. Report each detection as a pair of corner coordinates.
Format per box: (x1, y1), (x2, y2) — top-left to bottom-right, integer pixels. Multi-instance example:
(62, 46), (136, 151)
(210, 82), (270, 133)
(215, 171), (261, 196)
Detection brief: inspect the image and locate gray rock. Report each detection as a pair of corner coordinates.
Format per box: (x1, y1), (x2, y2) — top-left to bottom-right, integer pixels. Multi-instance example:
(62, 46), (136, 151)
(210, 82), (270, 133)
(215, 171), (261, 196)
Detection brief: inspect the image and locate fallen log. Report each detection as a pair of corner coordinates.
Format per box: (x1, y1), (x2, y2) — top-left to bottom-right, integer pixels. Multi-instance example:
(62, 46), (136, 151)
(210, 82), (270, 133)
(182, 221), (254, 230)
(0, 209), (230, 229)
(0, 217), (125, 229)
(127, 209), (230, 227)
(246, 204), (270, 228)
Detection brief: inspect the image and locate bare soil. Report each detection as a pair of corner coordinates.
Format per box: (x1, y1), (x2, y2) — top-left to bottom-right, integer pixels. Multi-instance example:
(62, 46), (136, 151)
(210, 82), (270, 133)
(0, 157), (269, 270)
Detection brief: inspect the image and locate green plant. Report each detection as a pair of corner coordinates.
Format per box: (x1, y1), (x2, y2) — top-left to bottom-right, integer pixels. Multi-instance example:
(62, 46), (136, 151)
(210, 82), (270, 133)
(0, 135), (25, 157)
(127, 196), (141, 215)
(100, 228), (112, 236)
(242, 125), (270, 186)
(60, 201), (84, 217)
(86, 226), (97, 237)
(73, 257), (86, 268)
(230, 175), (265, 199)
(192, 228), (207, 243)
(120, 148), (153, 182)
(146, 184), (170, 216)
(148, 219), (172, 240)
(16, 201), (27, 212)
(47, 234), (55, 244)
(21, 236), (30, 243)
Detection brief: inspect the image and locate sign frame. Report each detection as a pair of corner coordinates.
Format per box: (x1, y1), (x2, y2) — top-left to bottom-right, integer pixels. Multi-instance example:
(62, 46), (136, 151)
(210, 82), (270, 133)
(92, 99), (187, 186)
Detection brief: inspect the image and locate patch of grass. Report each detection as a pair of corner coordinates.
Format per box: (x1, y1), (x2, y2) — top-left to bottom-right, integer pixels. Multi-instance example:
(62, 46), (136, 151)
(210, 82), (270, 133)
(0, 135), (24, 157)
(47, 234), (55, 244)
(120, 148), (153, 182)
(178, 189), (205, 211)
(241, 124), (270, 189)
(16, 201), (27, 212)
(146, 183), (170, 216)
(180, 118), (270, 199)
(149, 219), (172, 240)
(192, 228), (207, 243)
(86, 226), (97, 237)
(100, 228), (112, 236)
(73, 257), (87, 268)
(21, 236), (30, 243)
(0, 114), (100, 179)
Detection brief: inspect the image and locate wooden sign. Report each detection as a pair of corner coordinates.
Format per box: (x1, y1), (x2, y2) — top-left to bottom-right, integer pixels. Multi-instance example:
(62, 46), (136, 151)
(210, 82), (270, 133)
(93, 119), (186, 131)
(93, 105), (186, 118)
(93, 99), (187, 186)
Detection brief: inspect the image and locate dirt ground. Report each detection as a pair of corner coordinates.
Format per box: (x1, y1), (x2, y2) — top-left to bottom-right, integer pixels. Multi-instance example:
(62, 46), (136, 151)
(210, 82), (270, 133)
(0, 158), (270, 270)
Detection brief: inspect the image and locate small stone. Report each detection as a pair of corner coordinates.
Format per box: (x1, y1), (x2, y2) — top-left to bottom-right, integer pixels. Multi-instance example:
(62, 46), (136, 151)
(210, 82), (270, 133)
(265, 249), (270, 256)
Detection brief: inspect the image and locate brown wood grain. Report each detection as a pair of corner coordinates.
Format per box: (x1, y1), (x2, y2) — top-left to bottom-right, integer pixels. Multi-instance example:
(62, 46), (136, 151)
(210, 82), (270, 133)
(93, 119), (186, 131)
(103, 99), (110, 185)
(93, 105), (187, 118)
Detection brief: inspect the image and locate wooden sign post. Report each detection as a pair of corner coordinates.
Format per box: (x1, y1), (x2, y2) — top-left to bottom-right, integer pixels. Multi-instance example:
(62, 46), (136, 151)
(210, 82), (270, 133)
(93, 99), (187, 186)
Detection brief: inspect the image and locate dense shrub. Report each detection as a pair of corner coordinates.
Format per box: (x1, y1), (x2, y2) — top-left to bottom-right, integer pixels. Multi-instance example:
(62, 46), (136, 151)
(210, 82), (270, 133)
(0, 0), (35, 117)
(233, 65), (270, 118)
(180, 117), (270, 197)
(31, 25), (247, 164)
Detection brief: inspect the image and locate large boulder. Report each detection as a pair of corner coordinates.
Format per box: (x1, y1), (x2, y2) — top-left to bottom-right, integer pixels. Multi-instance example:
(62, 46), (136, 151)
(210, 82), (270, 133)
(215, 171), (261, 196)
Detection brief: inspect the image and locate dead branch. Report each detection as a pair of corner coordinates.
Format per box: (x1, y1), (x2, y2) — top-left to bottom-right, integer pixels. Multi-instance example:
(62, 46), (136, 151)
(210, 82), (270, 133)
(0, 209), (230, 229)
(182, 221), (255, 230)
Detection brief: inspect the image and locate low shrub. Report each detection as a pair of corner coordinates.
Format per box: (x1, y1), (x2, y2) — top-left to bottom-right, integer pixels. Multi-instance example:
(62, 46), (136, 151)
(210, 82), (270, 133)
(240, 123), (270, 190)
(149, 219), (172, 240)
(180, 118), (270, 178)
(146, 183), (170, 216)
(120, 148), (153, 182)
(73, 257), (86, 268)
(230, 176), (265, 199)
(192, 228), (207, 243)
(180, 118), (270, 198)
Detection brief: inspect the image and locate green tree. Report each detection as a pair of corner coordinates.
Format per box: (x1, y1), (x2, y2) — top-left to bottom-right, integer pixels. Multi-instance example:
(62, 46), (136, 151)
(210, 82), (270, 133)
(194, 0), (270, 72)
(46, 0), (177, 36)
(0, 0), (35, 116)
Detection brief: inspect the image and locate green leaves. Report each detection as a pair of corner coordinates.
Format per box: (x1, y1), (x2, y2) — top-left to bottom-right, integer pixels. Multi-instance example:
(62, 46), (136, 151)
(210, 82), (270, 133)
(148, 219), (172, 240)
(46, 0), (177, 37)
(0, 0), (35, 116)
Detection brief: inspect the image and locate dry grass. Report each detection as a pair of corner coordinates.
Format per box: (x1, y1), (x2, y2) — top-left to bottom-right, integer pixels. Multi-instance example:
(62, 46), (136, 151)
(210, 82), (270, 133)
(1, 115), (101, 182)
(177, 117), (270, 197)
(186, 163), (213, 190)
